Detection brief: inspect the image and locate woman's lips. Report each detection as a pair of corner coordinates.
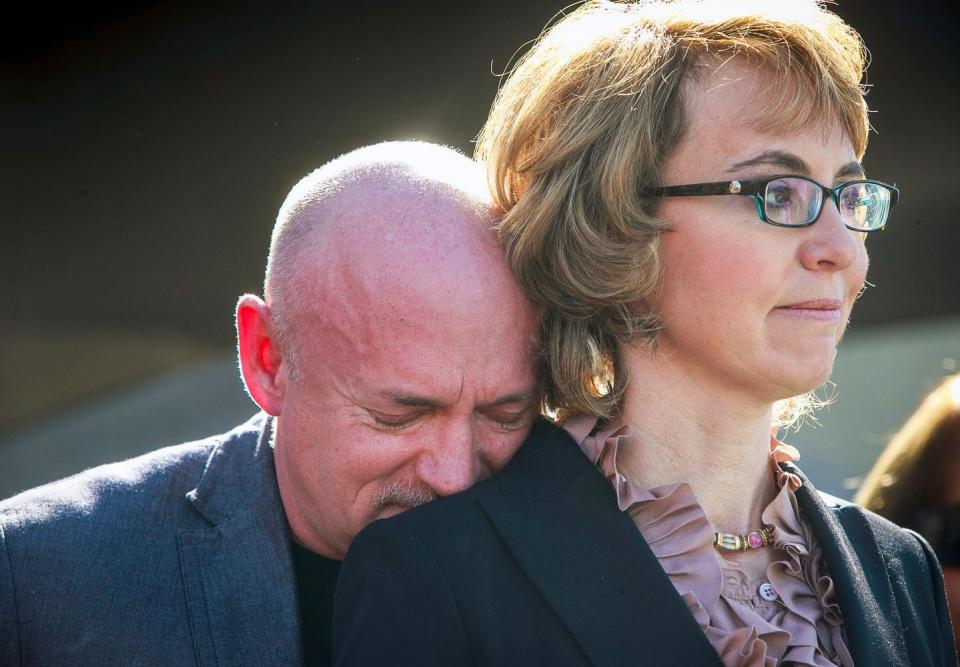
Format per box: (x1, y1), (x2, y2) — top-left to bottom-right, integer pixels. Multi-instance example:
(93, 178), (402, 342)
(773, 299), (843, 321)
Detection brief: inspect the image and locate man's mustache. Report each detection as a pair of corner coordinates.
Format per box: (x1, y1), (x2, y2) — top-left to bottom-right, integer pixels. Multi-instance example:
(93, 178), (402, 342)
(375, 481), (438, 512)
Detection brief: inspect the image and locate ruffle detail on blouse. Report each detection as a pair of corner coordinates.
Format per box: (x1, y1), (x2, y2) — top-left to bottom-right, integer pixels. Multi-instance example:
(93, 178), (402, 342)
(565, 415), (852, 667)
(770, 436), (802, 492)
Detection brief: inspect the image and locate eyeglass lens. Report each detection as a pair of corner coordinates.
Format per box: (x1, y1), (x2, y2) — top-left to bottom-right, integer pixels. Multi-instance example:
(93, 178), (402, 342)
(762, 177), (890, 230)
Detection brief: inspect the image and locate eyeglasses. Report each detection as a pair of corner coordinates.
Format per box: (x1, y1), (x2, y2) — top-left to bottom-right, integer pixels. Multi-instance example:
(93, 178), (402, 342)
(641, 175), (899, 232)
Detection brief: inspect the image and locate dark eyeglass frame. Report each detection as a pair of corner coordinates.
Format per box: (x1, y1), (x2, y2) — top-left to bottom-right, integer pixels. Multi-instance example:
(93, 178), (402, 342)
(640, 174), (899, 232)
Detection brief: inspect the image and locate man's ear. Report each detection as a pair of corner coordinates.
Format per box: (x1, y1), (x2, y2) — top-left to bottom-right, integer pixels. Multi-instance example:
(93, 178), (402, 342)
(236, 294), (286, 416)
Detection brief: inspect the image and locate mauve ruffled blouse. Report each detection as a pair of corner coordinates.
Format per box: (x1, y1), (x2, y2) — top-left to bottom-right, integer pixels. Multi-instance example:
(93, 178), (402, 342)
(563, 415), (853, 667)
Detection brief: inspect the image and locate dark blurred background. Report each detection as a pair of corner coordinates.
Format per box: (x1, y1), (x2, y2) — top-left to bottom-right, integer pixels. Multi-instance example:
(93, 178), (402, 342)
(1, 0), (958, 498)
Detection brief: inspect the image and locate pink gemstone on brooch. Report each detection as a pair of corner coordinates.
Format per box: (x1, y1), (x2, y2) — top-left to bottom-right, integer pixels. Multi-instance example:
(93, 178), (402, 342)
(747, 531), (765, 549)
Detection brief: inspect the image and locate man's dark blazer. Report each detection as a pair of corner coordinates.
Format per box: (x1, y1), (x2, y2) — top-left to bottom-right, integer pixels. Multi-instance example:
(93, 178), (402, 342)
(0, 413), (304, 665)
(334, 418), (958, 666)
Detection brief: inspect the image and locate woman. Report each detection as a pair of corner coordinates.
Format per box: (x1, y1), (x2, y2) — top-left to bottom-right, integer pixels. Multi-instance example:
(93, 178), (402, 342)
(334, 2), (956, 664)
(856, 373), (960, 656)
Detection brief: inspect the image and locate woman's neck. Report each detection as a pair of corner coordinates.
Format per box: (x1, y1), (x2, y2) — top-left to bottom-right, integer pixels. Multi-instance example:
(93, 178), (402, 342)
(614, 346), (780, 535)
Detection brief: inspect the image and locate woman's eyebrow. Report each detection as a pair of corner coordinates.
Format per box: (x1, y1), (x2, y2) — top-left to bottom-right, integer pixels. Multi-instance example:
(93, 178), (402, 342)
(725, 152), (866, 181)
(836, 161), (865, 180)
(726, 150), (809, 175)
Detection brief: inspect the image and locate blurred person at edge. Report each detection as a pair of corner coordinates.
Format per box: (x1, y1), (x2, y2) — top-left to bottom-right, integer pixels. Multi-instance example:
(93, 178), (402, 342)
(857, 373), (960, 657)
(333, 2), (957, 665)
(0, 142), (540, 665)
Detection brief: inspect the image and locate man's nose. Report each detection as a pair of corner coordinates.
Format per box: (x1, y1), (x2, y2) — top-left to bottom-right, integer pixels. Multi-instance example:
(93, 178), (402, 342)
(415, 421), (481, 497)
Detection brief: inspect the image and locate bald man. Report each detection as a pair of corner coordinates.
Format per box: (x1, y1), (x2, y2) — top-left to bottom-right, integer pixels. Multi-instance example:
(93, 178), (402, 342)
(0, 142), (540, 665)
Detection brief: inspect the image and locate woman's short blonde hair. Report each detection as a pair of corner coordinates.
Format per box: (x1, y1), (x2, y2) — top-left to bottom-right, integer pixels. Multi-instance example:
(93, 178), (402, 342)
(476, 0), (870, 421)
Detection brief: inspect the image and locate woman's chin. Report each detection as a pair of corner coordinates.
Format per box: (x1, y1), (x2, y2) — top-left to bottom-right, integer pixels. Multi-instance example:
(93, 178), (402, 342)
(763, 357), (835, 402)
(774, 345), (837, 388)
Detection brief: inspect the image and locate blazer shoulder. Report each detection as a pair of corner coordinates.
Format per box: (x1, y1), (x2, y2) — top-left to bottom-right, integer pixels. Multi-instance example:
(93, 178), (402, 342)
(335, 496), (476, 665)
(0, 416), (280, 664)
(824, 495), (958, 664)
(0, 413), (271, 532)
(0, 424), (246, 545)
(0, 437), (217, 662)
(814, 489), (850, 509)
(824, 494), (929, 560)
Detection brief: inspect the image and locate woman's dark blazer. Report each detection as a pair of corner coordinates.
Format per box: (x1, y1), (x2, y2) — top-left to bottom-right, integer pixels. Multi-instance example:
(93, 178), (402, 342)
(333, 418), (958, 666)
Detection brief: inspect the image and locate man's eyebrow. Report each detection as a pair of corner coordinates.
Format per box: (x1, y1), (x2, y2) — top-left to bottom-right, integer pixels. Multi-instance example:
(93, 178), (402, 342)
(384, 393), (442, 409)
(381, 387), (539, 410)
(727, 150), (809, 175)
(483, 388), (539, 409)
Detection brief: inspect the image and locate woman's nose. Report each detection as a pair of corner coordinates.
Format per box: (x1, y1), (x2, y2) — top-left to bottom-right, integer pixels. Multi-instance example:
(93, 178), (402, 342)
(797, 202), (865, 273)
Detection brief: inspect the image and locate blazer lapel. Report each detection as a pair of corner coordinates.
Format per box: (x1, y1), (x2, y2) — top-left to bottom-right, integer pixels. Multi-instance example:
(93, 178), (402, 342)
(790, 464), (907, 666)
(478, 421), (721, 667)
(178, 415), (302, 666)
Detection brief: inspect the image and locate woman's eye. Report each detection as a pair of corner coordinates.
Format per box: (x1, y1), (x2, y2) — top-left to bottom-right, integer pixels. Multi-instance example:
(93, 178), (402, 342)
(765, 184), (794, 209)
(840, 185), (871, 211)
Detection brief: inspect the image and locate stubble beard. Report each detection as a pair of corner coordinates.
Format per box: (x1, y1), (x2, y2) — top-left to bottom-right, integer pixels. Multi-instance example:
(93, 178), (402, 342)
(374, 480), (438, 513)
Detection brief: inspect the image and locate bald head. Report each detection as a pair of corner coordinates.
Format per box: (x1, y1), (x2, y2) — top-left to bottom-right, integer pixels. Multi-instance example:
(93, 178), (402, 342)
(235, 142), (539, 558)
(263, 141), (503, 375)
